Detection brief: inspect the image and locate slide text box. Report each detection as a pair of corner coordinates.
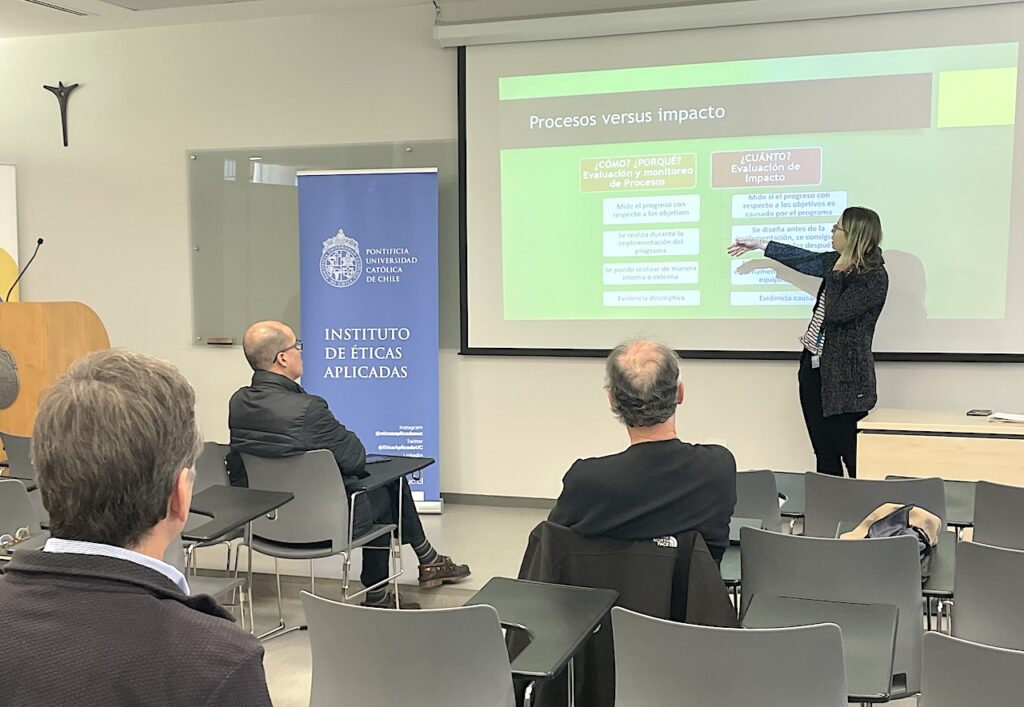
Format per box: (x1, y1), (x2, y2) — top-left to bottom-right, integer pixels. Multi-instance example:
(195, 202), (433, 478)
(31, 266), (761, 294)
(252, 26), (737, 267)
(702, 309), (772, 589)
(604, 195), (700, 224)
(732, 191), (847, 219)
(603, 291), (701, 307)
(603, 262), (699, 285)
(581, 153), (696, 192)
(731, 291), (816, 306)
(730, 261), (788, 286)
(732, 223), (832, 251)
(712, 147), (822, 188)
(603, 229), (699, 257)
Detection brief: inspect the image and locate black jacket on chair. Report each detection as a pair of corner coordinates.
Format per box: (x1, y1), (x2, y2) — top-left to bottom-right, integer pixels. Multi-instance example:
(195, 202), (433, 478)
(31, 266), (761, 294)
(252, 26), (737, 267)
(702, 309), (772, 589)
(226, 370), (368, 489)
(515, 521), (738, 707)
(0, 550), (271, 707)
(765, 241), (888, 417)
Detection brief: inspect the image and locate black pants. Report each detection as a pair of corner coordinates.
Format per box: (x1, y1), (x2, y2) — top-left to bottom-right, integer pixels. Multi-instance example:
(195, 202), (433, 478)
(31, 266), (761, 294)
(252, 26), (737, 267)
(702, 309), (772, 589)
(351, 477), (428, 588)
(798, 350), (866, 478)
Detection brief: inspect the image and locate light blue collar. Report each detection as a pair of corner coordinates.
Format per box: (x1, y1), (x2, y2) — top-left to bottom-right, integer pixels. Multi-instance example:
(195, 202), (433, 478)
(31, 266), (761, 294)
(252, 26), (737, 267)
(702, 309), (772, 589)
(44, 537), (190, 595)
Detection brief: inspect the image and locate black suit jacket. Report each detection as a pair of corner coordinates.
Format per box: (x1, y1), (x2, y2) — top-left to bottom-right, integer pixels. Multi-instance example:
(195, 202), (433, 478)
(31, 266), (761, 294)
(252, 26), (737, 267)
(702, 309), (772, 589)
(548, 439), (736, 563)
(0, 550), (271, 707)
(227, 370), (368, 489)
(765, 240), (888, 417)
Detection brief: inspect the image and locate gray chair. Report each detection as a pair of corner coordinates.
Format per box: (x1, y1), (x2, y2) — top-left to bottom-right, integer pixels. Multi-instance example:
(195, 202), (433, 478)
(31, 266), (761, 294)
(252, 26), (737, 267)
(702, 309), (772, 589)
(240, 450), (398, 638)
(951, 540), (1024, 651)
(803, 474), (947, 538)
(972, 480), (1024, 550)
(301, 591), (515, 707)
(0, 432), (34, 485)
(0, 478), (47, 556)
(183, 442), (239, 573)
(612, 606), (846, 707)
(0, 431), (47, 528)
(921, 632), (1024, 707)
(164, 534), (247, 625)
(736, 469), (783, 532)
(740, 527), (923, 697)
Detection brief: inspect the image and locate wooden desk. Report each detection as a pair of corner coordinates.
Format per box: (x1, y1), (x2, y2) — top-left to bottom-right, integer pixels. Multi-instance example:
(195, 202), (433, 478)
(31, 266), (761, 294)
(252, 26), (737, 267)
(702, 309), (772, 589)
(858, 409), (1024, 486)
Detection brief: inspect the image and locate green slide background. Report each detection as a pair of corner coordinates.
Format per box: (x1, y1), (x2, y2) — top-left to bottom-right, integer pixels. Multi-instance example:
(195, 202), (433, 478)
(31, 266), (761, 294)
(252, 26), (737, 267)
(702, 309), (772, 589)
(501, 129), (1013, 320)
(499, 46), (1017, 321)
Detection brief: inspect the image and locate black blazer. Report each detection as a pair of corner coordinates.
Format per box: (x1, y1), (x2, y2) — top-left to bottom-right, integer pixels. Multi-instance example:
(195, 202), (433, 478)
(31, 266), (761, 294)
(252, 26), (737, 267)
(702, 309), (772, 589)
(765, 241), (888, 417)
(516, 522), (739, 707)
(0, 550), (271, 707)
(227, 369), (368, 489)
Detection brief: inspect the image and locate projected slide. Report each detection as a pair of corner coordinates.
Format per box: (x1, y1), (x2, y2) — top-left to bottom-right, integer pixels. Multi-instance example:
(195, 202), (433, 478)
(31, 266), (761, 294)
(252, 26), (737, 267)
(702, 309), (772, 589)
(498, 44), (1018, 321)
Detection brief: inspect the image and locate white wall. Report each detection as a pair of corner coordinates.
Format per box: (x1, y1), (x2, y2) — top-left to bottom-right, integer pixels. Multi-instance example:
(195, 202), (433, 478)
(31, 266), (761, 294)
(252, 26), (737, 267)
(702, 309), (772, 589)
(1, 5), (1022, 501)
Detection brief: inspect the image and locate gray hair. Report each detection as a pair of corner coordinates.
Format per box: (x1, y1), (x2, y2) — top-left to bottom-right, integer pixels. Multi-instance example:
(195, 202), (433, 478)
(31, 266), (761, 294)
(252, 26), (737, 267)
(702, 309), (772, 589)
(605, 340), (681, 427)
(243, 322), (292, 371)
(32, 349), (202, 548)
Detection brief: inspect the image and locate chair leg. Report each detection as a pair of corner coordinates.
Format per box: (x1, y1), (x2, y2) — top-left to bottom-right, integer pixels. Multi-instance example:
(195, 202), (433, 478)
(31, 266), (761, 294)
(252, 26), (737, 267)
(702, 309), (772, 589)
(256, 556), (305, 641)
(274, 558), (284, 625)
(524, 681), (536, 707)
(567, 656), (576, 707)
(340, 551), (351, 601)
(391, 529), (402, 610)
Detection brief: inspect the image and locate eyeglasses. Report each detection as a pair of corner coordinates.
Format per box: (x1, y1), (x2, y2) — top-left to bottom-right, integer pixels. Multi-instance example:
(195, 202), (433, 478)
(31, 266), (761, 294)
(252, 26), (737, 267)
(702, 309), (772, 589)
(832, 224), (846, 233)
(276, 339), (303, 359)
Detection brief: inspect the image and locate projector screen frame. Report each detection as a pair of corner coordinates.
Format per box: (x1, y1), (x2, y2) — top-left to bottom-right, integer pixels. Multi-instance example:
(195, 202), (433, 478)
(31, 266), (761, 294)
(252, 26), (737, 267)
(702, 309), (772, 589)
(456, 46), (1024, 363)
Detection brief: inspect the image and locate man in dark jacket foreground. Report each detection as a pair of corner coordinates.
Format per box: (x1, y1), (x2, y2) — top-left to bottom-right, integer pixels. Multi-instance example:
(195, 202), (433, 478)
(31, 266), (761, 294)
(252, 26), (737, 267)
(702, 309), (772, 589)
(548, 339), (737, 563)
(228, 321), (469, 607)
(0, 350), (271, 707)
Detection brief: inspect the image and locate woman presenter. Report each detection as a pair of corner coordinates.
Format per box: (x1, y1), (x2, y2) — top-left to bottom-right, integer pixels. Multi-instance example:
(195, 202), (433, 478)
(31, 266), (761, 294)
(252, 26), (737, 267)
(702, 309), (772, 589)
(728, 206), (889, 477)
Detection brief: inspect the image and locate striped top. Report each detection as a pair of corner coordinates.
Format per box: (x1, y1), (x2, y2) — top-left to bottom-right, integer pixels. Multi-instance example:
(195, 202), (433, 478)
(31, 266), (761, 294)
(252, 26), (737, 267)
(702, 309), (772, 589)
(800, 291), (826, 355)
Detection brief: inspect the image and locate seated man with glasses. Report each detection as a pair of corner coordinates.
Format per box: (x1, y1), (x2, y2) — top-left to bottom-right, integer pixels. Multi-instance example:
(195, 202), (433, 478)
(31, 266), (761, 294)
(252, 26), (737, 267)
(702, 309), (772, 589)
(0, 350), (271, 706)
(227, 321), (469, 607)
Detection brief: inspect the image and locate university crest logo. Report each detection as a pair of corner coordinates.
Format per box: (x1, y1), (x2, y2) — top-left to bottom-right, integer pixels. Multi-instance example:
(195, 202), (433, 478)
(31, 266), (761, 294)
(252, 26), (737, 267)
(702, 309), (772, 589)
(320, 228), (362, 288)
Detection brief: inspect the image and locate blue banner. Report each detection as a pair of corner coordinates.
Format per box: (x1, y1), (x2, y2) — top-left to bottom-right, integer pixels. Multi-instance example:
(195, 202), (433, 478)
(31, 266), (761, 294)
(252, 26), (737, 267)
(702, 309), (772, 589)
(297, 169), (440, 505)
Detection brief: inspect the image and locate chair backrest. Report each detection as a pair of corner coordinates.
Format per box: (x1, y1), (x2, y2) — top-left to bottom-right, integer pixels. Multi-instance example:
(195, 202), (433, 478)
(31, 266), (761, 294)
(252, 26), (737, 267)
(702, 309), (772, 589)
(0, 478), (42, 536)
(240, 451), (348, 550)
(740, 527), (923, 693)
(301, 591), (515, 707)
(972, 480), (1024, 551)
(952, 540), (1024, 651)
(804, 474), (947, 537)
(921, 632), (1024, 707)
(193, 442), (231, 492)
(612, 607), (846, 707)
(0, 432), (35, 483)
(735, 470), (783, 531)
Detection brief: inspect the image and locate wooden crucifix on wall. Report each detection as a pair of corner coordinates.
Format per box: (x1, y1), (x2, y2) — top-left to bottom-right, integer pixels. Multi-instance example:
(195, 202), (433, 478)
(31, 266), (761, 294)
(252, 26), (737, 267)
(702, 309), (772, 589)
(43, 81), (79, 147)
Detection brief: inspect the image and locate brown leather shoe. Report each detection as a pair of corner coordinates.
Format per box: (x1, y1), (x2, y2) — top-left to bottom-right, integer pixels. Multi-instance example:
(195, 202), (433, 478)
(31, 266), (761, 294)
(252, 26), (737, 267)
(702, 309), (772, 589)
(418, 555), (471, 589)
(360, 591), (420, 610)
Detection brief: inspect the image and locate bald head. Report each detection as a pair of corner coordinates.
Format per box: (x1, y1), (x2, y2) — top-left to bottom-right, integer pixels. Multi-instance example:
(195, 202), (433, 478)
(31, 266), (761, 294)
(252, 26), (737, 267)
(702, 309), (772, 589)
(243, 321), (295, 372)
(605, 339), (681, 427)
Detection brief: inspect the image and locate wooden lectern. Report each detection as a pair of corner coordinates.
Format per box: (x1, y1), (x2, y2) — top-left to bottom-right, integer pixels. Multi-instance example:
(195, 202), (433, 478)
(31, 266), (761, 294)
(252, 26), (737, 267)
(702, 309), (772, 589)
(0, 302), (109, 438)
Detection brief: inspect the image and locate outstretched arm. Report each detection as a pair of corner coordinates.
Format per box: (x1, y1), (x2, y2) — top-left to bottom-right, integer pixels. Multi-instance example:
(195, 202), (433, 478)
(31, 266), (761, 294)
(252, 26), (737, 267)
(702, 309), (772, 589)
(728, 239), (831, 278)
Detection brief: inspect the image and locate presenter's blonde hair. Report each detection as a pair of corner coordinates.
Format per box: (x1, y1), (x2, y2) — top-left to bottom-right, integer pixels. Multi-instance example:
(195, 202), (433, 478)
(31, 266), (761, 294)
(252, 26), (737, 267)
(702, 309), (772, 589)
(836, 206), (883, 271)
